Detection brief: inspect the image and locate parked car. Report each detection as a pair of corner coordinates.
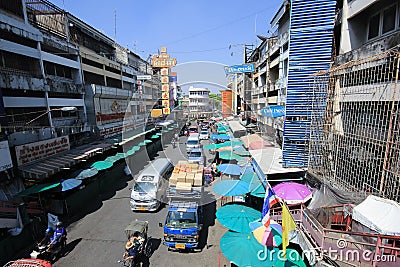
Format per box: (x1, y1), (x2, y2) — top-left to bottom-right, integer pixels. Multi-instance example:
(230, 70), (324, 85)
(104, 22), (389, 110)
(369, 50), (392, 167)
(188, 148), (204, 165)
(199, 130), (209, 140)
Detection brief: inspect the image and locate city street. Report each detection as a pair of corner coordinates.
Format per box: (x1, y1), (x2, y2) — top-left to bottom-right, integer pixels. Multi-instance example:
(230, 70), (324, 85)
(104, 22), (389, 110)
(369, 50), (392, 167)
(54, 134), (230, 267)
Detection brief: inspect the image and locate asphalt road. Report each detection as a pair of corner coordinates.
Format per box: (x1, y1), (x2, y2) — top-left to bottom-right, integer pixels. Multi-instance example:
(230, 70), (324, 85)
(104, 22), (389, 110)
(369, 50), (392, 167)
(54, 134), (231, 267)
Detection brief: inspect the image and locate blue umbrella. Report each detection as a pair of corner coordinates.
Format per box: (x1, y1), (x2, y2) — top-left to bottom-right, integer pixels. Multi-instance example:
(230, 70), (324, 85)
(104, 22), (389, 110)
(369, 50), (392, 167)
(216, 204), (261, 233)
(241, 166), (254, 174)
(240, 172), (261, 191)
(75, 168), (98, 180)
(220, 231), (275, 267)
(250, 183), (266, 198)
(61, 178), (82, 191)
(210, 134), (231, 141)
(217, 164), (242, 175)
(213, 180), (250, 196)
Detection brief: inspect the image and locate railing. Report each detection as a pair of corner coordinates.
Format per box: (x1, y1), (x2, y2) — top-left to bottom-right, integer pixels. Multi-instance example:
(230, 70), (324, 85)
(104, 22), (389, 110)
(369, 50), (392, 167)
(270, 204), (400, 266)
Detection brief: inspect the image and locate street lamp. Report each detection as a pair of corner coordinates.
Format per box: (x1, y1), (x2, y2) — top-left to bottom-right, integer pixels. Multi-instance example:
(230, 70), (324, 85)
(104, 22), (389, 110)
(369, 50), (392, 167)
(25, 106), (78, 125)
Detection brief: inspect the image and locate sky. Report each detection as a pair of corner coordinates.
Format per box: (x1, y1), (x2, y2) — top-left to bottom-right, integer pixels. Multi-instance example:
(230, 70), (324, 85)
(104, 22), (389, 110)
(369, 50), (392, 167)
(53, 0), (282, 92)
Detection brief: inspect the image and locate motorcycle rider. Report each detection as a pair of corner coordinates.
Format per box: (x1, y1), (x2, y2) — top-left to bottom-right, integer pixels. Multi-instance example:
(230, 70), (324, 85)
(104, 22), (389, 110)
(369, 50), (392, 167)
(48, 222), (66, 253)
(38, 227), (53, 247)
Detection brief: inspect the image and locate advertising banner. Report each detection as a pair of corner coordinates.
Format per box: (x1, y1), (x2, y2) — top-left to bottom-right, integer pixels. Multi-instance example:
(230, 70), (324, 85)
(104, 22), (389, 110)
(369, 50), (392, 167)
(161, 76), (169, 84)
(162, 92), (170, 99)
(163, 108), (170, 115)
(162, 84), (169, 91)
(224, 63), (255, 74)
(162, 100), (169, 107)
(151, 109), (163, 117)
(15, 136), (70, 166)
(0, 140), (13, 171)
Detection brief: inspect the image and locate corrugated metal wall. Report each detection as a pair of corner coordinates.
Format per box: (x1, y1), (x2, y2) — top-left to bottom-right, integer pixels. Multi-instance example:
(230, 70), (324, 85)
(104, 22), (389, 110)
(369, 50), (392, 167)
(282, 0), (336, 167)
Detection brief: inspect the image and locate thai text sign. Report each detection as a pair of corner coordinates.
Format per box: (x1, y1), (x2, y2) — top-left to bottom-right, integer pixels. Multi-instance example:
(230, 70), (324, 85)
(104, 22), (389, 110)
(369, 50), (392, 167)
(224, 63), (255, 74)
(16, 136), (70, 166)
(0, 140), (13, 171)
(151, 56), (177, 68)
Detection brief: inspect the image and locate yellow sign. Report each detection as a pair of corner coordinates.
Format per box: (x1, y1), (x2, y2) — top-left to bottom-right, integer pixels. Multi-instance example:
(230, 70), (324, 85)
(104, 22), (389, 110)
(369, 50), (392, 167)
(160, 46), (167, 53)
(151, 109), (163, 117)
(162, 84), (169, 91)
(162, 100), (169, 107)
(161, 68), (169, 76)
(151, 57), (176, 68)
(163, 108), (170, 114)
(161, 76), (169, 84)
(162, 92), (170, 99)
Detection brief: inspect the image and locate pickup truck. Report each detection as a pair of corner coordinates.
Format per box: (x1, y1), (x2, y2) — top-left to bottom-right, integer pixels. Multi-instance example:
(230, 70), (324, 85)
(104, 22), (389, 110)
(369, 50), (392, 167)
(160, 201), (203, 250)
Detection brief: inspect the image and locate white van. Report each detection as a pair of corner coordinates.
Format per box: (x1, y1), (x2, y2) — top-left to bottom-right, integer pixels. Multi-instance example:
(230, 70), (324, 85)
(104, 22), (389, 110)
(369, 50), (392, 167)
(186, 133), (200, 152)
(130, 158), (173, 211)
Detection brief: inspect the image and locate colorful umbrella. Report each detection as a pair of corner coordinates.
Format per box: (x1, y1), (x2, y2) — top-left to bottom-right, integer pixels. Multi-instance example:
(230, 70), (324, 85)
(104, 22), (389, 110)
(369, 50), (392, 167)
(220, 231), (275, 267)
(240, 172), (260, 190)
(272, 182), (313, 204)
(216, 204), (261, 233)
(217, 163), (242, 175)
(75, 168), (98, 180)
(91, 161), (113, 171)
(249, 220), (282, 247)
(249, 140), (273, 150)
(250, 183), (266, 198)
(61, 178), (82, 191)
(213, 180), (250, 196)
(219, 151), (243, 161)
(216, 146), (233, 152)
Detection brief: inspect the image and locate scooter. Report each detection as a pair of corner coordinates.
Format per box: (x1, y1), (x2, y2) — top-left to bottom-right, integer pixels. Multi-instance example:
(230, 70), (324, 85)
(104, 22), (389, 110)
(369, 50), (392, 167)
(30, 238), (66, 261)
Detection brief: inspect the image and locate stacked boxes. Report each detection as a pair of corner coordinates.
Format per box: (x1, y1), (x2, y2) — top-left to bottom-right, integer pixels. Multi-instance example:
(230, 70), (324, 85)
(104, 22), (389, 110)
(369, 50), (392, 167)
(169, 161), (203, 188)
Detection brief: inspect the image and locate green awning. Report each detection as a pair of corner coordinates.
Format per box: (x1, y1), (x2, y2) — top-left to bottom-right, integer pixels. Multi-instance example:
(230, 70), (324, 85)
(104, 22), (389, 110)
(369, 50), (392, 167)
(17, 183), (60, 197)
(130, 146), (141, 151)
(126, 149), (136, 156)
(156, 132), (162, 136)
(137, 141), (146, 146)
(150, 135), (160, 139)
(91, 161), (113, 171)
(104, 155), (119, 163)
(144, 140), (152, 144)
(115, 153), (125, 159)
(219, 151), (243, 161)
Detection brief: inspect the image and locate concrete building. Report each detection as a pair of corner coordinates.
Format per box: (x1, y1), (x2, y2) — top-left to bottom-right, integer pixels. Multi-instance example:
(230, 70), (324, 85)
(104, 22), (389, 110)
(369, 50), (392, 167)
(188, 86), (210, 118)
(307, 0), (400, 203)
(220, 90), (233, 117)
(0, 0), (158, 195)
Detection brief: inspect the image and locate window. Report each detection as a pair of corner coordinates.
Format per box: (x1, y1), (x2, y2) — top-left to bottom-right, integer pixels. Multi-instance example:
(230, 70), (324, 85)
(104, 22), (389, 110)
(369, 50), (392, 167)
(383, 8), (396, 34)
(368, 5), (398, 40)
(368, 13), (380, 39)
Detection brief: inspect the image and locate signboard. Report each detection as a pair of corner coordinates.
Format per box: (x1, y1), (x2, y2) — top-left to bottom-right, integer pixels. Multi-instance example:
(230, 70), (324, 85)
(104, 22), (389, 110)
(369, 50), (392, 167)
(151, 57), (177, 68)
(162, 100), (169, 107)
(15, 136), (70, 166)
(161, 76), (169, 84)
(161, 68), (169, 76)
(163, 108), (170, 115)
(224, 63), (255, 74)
(151, 109), (163, 117)
(162, 84), (169, 91)
(162, 92), (170, 99)
(0, 140), (13, 171)
(261, 105), (285, 118)
(137, 75), (152, 80)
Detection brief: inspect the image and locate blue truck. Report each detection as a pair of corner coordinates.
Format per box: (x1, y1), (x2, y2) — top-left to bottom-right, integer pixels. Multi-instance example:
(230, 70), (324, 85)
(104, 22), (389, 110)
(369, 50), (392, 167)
(160, 201), (203, 251)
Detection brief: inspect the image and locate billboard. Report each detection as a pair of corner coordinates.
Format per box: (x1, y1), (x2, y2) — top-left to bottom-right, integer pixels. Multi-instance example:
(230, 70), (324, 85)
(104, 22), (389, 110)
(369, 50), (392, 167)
(0, 140), (13, 171)
(224, 63), (255, 74)
(151, 109), (163, 117)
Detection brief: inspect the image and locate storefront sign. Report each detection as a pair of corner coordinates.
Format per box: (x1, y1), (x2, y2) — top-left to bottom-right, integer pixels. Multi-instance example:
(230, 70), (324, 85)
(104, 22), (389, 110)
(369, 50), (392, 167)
(151, 57), (177, 68)
(151, 109), (163, 117)
(15, 136), (70, 166)
(162, 92), (170, 99)
(162, 100), (169, 107)
(137, 75), (152, 80)
(161, 76), (169, 83)
(162, 84), (169, 91)
(161, 68), (169, 75)
(224, 63), (255, 74)
(0, 140), (13, 171)
(163, 108), (170, 115)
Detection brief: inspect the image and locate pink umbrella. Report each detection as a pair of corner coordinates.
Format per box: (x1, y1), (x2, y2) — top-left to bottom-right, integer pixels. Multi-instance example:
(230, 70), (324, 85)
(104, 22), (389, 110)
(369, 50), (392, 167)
(272, 182), (312, 204)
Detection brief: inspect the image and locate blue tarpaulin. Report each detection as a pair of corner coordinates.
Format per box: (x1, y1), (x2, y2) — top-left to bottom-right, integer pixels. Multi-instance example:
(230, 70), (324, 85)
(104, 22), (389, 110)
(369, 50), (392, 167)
(261, 106), (285, 118)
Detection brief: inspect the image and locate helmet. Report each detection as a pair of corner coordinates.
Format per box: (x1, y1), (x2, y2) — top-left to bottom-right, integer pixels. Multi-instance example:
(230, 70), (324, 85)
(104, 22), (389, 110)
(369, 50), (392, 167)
(45, 227), (53, 233)
(56, 222), (63, 227)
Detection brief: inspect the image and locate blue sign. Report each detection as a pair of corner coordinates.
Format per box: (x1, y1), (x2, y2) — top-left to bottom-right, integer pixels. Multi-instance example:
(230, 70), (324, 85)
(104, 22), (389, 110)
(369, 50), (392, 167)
(224, 63), (255, 74)
(261, 105), (285, 118)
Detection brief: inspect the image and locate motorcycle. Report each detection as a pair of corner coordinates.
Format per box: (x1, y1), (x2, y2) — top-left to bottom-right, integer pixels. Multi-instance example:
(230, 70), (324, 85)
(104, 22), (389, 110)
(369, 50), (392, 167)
(30, 237), (67, 262)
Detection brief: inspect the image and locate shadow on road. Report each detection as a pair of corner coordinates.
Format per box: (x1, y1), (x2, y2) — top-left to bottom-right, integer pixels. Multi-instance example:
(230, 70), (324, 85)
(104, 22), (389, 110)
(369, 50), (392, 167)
(198, 200), (216, 250)
(146, 237), (161, 258)
(62, 238), (82, 257)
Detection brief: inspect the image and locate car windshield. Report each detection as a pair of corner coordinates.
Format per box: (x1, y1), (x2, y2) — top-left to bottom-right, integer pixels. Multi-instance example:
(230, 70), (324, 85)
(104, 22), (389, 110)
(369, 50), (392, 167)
(187, 140), (198, 145)
(133, 182), (156, 193)
(201, 131), (208, 135)
(166, 211), (197, 228)
(189, 152), (202, 158)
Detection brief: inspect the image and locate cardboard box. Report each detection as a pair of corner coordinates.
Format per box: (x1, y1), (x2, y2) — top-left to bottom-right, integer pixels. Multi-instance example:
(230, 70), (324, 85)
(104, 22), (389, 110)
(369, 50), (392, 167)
(193, 176), (202, 186)
(169, 177), (178, 186)
(176, 173), (186, 183)
(176, 182), (192, 192)
(185, 173), (195, 185)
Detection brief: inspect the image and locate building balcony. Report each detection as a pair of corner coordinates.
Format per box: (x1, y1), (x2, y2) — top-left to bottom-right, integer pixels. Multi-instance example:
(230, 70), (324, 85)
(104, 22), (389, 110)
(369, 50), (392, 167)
(0, 67), (45, 91)
(46, 76), (83, 94)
